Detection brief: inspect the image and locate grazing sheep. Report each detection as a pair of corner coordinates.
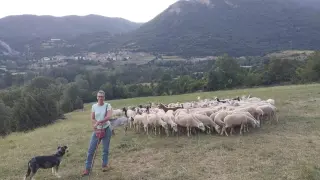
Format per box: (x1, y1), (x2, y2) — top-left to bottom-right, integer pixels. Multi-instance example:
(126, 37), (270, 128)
(174, 114), (206, 137)
(148, 113), (169, 136)
(133, 114), (149, 133)
(257, 105), (278, 123)
(192, 113), (221, 134)
(103, 95), (278, 138)
(221, 113), (248, 136)
(214, 111), (231, 127)
(161, 112), (178, 135)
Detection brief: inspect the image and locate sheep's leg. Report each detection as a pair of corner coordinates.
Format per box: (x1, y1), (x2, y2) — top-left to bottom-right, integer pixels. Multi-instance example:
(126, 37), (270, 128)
(144, 126), (149, 135)
(243, 125), (247, 132)
(205, 126), (210, 134)
(272, 112), (278, 123)
(187, 127), (190, 137)
(220, 127), (225, 136)
(259, 119), (262, 127)
(222, 127), (228, 136)
(224, 127), (229, 136)
(239, 124), (244, 135)
(245, 124), (249, 132)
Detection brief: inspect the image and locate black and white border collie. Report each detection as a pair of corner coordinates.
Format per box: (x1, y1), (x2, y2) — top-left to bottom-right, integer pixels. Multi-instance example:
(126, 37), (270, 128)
(23, 145), (68, 180)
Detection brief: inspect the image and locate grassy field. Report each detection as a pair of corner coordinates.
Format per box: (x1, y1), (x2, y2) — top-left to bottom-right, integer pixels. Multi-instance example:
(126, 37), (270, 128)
(265, 50), (315, 61)
(1, 84), (320, 180)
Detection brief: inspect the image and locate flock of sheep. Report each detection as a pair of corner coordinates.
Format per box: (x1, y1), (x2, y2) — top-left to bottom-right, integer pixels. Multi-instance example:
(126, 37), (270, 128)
(110, 95), (278, 137)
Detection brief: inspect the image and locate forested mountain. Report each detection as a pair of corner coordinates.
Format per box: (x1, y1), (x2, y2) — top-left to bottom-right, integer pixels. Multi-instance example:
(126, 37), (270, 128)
(0, 14), (142, 53)
(1, 0), (320, 57)
(0, 14), (141, 38)
(120, 0), (320, 57)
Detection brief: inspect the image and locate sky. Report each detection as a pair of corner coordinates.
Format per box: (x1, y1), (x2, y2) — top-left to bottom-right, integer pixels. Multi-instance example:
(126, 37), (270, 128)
(0, 0), (179, 23)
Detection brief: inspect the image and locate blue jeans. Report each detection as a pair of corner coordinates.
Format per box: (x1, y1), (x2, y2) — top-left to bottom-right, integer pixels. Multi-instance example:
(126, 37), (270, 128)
(85, 126), (112, 170)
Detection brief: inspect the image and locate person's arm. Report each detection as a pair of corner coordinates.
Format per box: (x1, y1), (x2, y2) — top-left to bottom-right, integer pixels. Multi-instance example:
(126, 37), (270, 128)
(91, 105), (99, 128)
(98, 104), (113, 124)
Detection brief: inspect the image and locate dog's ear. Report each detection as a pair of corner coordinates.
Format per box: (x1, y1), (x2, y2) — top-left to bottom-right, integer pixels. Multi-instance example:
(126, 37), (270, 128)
(63, 146), (68, 149)
(57, 146), (61, 150)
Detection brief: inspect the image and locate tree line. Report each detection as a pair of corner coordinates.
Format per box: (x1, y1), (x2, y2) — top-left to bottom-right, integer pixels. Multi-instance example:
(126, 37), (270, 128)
(0, 52), (319, 136)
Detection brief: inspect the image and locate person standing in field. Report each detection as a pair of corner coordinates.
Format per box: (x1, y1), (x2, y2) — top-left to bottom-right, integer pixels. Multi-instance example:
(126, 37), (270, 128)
(82, 90), (113, 176)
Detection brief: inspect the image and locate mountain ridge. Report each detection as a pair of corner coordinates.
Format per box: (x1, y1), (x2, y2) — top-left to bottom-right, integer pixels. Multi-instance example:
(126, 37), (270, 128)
(0, 14), (142, 38)
(0, 14), (142, 54)
(118, 0), (320, 57)
(1, 0), (320, 57)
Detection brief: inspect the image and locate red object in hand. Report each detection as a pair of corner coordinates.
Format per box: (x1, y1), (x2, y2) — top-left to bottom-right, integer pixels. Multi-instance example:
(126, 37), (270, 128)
(95, 128), (106, 139)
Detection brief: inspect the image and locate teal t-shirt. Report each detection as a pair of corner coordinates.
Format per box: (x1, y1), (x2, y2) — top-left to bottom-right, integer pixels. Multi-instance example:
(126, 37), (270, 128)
(91, 102), (112, 129)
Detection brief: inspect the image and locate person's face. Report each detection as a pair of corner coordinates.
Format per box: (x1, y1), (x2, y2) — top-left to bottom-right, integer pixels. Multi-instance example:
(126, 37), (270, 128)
(97, 93), (105, 103)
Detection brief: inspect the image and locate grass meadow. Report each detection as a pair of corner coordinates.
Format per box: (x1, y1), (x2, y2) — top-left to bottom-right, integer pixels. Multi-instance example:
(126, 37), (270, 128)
(1, 84), (320, 180)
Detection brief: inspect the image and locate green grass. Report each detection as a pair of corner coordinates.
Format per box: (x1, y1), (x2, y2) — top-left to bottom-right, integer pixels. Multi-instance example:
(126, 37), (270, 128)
(1, 84), (320, 180)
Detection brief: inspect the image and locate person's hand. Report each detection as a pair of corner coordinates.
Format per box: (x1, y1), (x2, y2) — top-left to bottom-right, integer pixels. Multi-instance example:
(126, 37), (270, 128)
(98, 121), (104, 126)
(93, 121), (100, 129)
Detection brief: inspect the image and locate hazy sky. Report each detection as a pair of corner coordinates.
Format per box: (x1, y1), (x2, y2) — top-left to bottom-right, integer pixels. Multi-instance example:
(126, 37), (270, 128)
(0, 0), (179, 23)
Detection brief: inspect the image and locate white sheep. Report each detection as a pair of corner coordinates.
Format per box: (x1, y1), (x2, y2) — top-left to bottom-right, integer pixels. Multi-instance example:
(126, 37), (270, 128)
(257, 105), (278, 123)
(112, 108), (125, 117)
(174, 114), (206, 136)
(232, 111), (260, 132)
(133, 113), (149, 134)
(221, 113), (248, 136)
(123, 94), (279, 137)
(192, 113), (221, 134)
(162, 112), (178, 134)
(214, 111), (231, 127)
(266, 99), (275, 105)
(148, 113), (169, 136)
(123, 108), (137, 129)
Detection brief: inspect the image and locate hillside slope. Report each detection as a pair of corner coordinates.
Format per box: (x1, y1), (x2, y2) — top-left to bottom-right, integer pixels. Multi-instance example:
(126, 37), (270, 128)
(121, 0), (320, 57)
(1, 84), (320, 180)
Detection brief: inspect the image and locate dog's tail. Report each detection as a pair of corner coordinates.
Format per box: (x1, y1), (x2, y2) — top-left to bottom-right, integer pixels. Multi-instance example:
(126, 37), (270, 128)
(24, 162), (31, 178)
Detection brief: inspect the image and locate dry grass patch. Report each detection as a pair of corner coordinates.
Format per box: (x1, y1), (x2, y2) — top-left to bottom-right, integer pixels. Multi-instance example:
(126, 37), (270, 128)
(1, 84), (320, 180)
